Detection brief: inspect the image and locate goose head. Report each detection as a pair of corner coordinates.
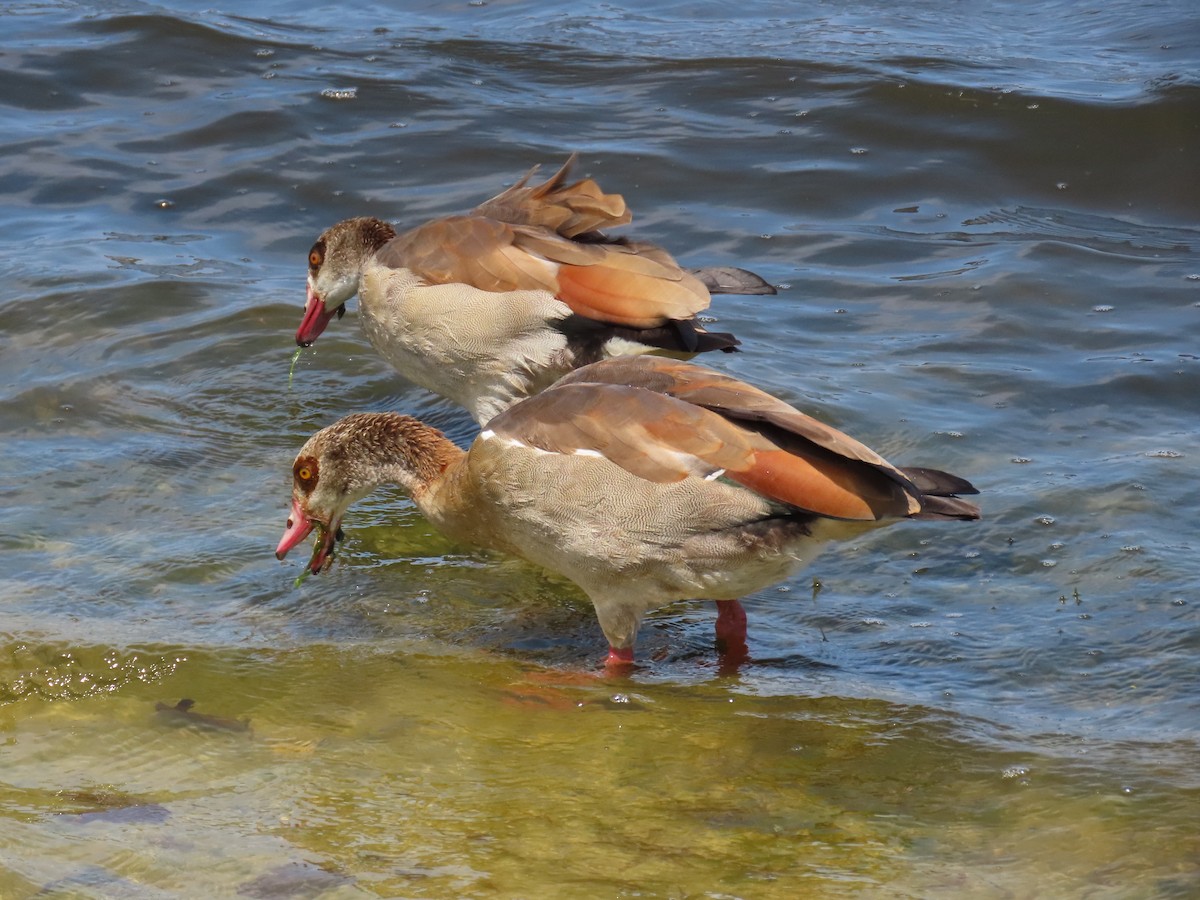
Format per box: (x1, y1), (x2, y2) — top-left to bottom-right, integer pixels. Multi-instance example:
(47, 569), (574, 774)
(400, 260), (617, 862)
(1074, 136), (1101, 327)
(275, 412), (458, 574)
(296, 217), (397, 346)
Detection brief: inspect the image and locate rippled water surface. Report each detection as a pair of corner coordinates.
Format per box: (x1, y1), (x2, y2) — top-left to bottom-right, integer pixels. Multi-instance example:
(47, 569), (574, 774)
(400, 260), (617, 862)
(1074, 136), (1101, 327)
(2, 1), (1199, 897)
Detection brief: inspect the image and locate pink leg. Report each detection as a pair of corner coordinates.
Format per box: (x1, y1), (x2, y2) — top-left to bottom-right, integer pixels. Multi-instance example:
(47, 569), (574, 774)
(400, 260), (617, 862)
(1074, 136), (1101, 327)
(605, 645), (635, 669)
(715, 599), (749, 661)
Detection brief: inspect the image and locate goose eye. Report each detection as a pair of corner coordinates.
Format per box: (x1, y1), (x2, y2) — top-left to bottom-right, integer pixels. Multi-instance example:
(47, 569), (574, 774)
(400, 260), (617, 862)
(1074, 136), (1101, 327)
(308, 248), (323, 268)
(294, 458), (319, 489)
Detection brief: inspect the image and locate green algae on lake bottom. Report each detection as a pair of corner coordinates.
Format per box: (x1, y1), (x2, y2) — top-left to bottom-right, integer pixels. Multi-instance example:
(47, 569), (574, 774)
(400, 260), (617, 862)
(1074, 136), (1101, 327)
(2, 644), (1196, 898)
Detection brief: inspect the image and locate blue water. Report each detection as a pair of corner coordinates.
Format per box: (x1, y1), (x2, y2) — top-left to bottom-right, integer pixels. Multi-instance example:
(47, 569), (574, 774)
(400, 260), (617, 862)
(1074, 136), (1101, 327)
(2, 1), (1198, 896)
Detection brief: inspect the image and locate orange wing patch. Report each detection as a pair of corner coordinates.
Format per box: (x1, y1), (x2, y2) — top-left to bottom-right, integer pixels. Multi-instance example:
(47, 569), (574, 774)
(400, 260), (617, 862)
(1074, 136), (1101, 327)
(490, 375), (927, 521)
(553, 265), (698, 327)
(725, 448), (913, 521)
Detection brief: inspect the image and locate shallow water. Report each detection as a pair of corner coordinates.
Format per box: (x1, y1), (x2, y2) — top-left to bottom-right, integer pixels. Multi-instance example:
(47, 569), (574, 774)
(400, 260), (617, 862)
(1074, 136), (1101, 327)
(2, 0), (1199, 897)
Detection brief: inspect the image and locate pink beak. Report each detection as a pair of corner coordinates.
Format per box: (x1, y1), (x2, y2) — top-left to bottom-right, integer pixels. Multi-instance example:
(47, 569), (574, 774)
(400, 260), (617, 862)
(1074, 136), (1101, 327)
(276, 498), (314, 560)
(276, 498), (339, 575)
(295, 285), (340, 347)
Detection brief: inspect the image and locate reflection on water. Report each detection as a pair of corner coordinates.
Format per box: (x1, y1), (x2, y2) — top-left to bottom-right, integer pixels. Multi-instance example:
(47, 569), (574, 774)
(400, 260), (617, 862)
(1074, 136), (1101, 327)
(1, 0), (1198, 896)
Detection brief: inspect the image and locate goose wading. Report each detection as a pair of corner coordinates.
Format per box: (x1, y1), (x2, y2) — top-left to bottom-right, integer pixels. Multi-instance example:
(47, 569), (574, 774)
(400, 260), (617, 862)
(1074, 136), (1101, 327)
(276, 357), (980, 668)
(295, 154), (775, 425)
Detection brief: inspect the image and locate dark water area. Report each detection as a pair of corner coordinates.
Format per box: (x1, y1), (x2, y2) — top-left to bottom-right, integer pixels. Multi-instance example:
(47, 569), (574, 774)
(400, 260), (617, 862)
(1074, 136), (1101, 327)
(2, 1), (1199, 897)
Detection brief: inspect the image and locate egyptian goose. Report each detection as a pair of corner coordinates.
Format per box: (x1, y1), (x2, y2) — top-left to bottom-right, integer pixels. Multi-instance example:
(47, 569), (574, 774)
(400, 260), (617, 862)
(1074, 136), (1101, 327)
(275, 357), (980, 667)
(295, 155), (775, 425)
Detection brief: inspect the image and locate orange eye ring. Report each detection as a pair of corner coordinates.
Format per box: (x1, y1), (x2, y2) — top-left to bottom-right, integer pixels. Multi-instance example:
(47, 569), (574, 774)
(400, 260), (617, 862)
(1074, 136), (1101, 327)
(308, 250), (322, 268)
(295, 456), (319, 489)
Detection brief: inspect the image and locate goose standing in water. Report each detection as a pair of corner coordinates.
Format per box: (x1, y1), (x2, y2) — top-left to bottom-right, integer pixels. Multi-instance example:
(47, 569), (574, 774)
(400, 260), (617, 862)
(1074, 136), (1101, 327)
(276, 357), (980, 667)
(295, 155), (774, 424)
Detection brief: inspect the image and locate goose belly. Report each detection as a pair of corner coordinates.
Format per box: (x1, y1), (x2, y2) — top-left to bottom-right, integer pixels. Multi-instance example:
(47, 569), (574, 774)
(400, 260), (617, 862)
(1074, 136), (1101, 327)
(453, 441), (871, 607)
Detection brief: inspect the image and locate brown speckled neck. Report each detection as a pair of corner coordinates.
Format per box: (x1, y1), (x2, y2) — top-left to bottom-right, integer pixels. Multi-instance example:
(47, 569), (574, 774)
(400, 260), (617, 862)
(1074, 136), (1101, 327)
(307, 412), (461, 498)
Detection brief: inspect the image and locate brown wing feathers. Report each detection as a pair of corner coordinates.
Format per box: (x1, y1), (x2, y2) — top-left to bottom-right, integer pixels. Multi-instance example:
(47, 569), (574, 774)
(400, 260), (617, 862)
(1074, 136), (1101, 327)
(380, 157), (714, 329)
(472, 153), (632, 237)
(496, 384), (752, 484)
(555, 358), (898, 468)
(495, 382), (916, 520)
(386, 215), (712, 328)
(505, 223), (711, 325)
(516, 359), (980, 522)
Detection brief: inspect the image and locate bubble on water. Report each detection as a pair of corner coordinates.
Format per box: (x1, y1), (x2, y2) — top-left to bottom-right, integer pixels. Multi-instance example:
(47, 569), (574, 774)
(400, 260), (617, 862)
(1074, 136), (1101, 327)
(154, 198), (175, 209)
(1092, 304), (1114, 312)
(256, 48), (274, 57)
(1002, 765), (1030, 779)
(610, 693), (630, 704)
(1172, 598), (1186, 606)
(1041, 559), (1057, 567)
(862, 617), (886, 626)
(1145, 449), (1182, 458)
(1185, 273), (1199, 281)
(850, 147), (868, 155)
(321, 87), (358, 100)
(1056, 181), (1068, 190)
(1035, 515), (1055, 526)
(909, 621), (932, 628)
(1120, 545), (1142, 553)
(1011, 456), (1032, 464)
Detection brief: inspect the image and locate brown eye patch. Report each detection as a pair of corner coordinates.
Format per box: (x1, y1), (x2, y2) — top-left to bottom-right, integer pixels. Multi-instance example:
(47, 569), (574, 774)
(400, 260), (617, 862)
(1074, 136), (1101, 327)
(294, 455), (319, 491)
(308, 242), (325, 271)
